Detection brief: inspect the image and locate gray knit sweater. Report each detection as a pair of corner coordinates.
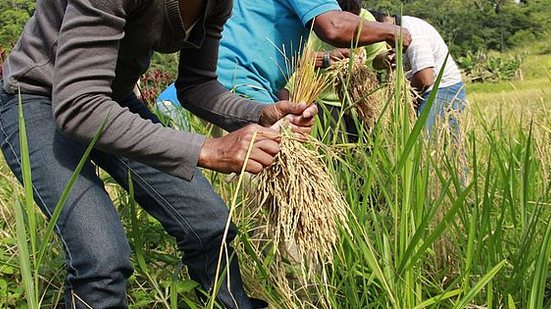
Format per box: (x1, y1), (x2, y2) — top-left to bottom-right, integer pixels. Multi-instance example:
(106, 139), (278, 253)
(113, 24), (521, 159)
(2, 0), (266, 180)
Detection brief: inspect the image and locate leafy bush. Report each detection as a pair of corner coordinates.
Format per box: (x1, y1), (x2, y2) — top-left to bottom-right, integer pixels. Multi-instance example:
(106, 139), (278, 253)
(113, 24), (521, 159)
(0, 0), (35, 51)
(457, 50), (523, 83)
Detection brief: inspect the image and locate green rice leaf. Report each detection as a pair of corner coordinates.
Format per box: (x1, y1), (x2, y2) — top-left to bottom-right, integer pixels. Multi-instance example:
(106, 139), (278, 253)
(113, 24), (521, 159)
(453, 260), (507, 309)
(14, 198), (38, 309)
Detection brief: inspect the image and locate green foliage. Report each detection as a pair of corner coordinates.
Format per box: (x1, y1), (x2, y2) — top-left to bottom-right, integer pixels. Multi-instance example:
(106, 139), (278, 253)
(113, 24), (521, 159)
(0, 0), (35, 50)
(0, 55), (550, 307)
(363, 0), (551, 56)
(457, 50), (523, 82)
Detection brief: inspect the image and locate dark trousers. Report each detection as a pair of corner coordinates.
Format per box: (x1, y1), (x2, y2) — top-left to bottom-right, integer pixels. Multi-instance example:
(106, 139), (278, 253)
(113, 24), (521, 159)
(0, 84), (253, 308)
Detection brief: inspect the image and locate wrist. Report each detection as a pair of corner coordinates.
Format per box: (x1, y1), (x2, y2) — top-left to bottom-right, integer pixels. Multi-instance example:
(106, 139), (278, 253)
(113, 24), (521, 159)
(315, 52), (325, 68)
(258, 103), (280, 127)
(321, 51), (331, 69)
(198, 138), (215, 169)
(389, 25), (403, 44)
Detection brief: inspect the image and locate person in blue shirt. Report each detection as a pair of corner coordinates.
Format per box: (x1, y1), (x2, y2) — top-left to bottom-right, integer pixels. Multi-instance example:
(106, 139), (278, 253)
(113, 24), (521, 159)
(155, 83), (191, 129)
(215, 0), (411, 104)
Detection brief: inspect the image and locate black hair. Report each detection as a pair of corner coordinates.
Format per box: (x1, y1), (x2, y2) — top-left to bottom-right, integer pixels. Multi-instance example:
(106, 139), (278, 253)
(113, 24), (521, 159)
(337, 0), (362, 15)
(369, 10), (388, 23)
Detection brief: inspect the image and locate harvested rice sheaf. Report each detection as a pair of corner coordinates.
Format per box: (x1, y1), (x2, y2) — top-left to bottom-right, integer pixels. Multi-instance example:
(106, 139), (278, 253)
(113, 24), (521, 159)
(329, 49), (386, 130)
(256, 42), (349, 265)
(257, 131), (348, 265)
(329, 48), (417, 130)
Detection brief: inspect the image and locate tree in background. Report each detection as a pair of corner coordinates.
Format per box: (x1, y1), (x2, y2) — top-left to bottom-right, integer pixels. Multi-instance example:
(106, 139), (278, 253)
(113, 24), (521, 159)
(363, 0), (551, 56)
(0, 0), (35, 51)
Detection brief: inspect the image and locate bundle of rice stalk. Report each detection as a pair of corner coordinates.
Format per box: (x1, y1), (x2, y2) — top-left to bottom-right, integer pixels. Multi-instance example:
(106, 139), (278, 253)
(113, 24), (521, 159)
(256, 43), (349, 266)
(329, 48), (387, 131)
(382, 68), (418, 126)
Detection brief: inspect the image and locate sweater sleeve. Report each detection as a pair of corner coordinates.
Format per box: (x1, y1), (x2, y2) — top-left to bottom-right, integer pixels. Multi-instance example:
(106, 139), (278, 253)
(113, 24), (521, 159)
(176, 0), (267, 132)
(52, 0), (205, 181)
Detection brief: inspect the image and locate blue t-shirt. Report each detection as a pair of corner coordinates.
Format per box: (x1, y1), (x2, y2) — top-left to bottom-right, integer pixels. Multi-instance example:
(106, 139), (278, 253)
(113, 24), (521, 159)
(157, 83), (180, 106)
(216, 0), (341, 104)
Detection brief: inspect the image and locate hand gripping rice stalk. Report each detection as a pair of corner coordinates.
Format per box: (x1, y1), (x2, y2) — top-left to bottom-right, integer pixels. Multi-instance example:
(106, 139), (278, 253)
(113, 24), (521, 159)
(256, 42), (349, 266)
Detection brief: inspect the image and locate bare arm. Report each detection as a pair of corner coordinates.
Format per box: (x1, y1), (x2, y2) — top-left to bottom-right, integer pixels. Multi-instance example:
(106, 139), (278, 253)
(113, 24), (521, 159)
(410, 67), (434, 94)
(312, 11), (411, 49)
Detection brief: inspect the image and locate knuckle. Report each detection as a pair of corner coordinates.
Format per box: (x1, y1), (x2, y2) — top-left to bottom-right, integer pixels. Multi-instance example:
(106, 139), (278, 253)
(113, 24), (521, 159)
(235, 151), (245, 163)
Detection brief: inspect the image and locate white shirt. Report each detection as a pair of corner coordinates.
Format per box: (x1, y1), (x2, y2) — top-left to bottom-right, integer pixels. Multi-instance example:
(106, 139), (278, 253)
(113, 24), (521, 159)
(402, 16), (463, 93)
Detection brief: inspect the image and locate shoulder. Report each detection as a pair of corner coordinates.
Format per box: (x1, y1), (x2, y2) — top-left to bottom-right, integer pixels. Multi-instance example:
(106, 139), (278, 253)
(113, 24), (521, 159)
(403, 16), (435, 32)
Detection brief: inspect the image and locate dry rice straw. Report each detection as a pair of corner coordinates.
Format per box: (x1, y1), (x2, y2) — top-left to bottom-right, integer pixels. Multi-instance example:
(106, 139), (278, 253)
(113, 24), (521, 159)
(256, 41), (349, 266)
(329, 48), (417, 130)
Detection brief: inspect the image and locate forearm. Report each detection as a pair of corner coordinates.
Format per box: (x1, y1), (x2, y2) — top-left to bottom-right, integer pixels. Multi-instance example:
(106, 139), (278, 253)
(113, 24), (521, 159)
(410, 68), (435, 94)
(177, 78), (266, 131)
(176, 6), (268, 131)
(314, 11), (398, 48)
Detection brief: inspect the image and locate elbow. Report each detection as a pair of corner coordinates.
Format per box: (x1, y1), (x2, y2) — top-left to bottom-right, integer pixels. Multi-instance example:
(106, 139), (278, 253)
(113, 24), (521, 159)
(52, 95), (92, 141)
(314, 12), (350, 48)
(317, 25), (348, 48)
(318, 25), (341, 45)
(53, 109), (78, 138)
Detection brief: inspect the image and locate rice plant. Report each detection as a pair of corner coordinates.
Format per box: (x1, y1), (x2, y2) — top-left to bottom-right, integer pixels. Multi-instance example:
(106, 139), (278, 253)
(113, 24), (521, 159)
(0, 41), (550, 309)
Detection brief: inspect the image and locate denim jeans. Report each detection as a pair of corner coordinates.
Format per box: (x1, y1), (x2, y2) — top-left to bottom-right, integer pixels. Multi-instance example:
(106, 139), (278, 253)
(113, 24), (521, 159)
(418, 81), (467, 133)
(0, 83), (256, 308)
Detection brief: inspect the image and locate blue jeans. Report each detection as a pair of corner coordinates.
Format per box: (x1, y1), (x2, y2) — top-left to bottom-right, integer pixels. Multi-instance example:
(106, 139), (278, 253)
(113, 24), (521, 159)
(418, 81), (467, 133)
(0, 84), (256, 308)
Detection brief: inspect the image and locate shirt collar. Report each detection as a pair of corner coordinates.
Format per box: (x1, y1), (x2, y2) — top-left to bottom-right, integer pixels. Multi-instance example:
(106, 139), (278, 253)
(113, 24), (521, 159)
(161, 0), (210, 51)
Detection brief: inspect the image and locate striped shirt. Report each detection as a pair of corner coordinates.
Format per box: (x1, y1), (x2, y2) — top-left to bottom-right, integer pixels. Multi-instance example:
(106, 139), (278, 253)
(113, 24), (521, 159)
(402, 16), (463, 93)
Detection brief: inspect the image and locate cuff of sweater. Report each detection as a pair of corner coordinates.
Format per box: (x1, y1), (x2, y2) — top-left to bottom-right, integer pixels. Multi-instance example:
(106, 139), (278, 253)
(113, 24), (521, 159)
(243, 100), (268, 123)
(175, 132), (207, 181)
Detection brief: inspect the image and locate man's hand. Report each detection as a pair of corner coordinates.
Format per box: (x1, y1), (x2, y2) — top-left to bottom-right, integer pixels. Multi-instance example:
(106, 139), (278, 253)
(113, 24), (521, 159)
(388, 26), (412, 49)
(198, 124), (281, 174)
(258, 100), (318, 135)
(329, 48), (350, 65)
(315, 48), (350, 68)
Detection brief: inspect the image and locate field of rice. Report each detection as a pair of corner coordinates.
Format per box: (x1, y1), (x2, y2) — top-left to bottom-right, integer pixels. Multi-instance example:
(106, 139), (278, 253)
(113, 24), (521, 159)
(0, 48), (549, 308)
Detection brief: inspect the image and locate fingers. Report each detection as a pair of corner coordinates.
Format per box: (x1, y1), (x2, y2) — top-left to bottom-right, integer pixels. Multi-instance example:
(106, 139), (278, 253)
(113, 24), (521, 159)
(256, 126), (281, 141)
(301, 104), (318, 119)
(286, 113), (316, 128)
(260, 101), (317, 138)
(199, 123), (284, 175)
(243, 136), (281, 174)
(238, 125), (281, 174)
(255, 138), (280, 156)
(247, 148), (276, 172)
(340, 48), (350, 57)
(244, 160), (264, 174)
(331, 48), (350, 60)
(282, 100), (308, 114)
(285, 103), (317, 135)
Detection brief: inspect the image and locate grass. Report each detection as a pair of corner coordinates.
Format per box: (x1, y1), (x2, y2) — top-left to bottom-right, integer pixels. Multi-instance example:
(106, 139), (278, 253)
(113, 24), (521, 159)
(0, 48), (550, 308)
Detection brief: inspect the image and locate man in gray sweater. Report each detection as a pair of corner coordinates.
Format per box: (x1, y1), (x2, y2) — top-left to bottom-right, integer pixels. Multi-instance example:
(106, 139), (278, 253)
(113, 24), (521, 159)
(0, 0), (317, 308)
